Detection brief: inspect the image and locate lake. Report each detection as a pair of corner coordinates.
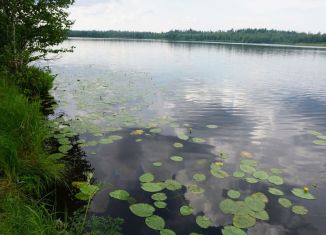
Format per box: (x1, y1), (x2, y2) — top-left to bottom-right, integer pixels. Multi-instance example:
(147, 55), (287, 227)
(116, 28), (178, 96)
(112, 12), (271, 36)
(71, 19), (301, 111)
(47, 38), (326, 235)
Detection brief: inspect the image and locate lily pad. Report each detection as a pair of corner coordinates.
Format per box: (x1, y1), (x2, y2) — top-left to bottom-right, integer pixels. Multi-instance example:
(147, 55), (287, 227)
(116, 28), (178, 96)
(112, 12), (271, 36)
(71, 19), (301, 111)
(254, 210), (269, 221)
(136, 138), (143, 142)
(109, 190), (130, 200)
(151, 193), (167, 201)
(180, 205), (194, 216)
(227, 190), (241, 199)
(206, 124), (218, 129)
(240, 159), (257, 167)
(211, 169), (229, 178)
(188, 184), (204, 194)
(150, 128), (161, 134)
(196, 216), (212, 229)
(139, 173), (155, 183)
(193, 173), (206, 182)
(240, 164), (256, 174)
(233, 214), (256, 229)
(291, 188), (315, 200)
(141, 182), (165, 192)
(170, 155), (184, 162)
(233, 171), (245, 178)
(173, 142), (184, 148)
(130, 130), (144, 135)
(278, 198), (292, 208)
(80, 184), (99, 197)
(58, 145), (73, 154)
(253, 170), (269, 180)
(271, 168), (282, 174)
(160, 229), (176, 235)
(154, 201), (167, 209)
(153, 162), (162, 167)
(177, 133), (189, 141)
(219, 199), (237, 214)
(245, 196), (265, 212)
(268, 187), (284, 196)
(246, 177), (259, 184)
(192, 138), (206, 143)
(129, 203), (155, 217)
(222, 226), (247, 235)
(165, 179), (182, 191)
(292, 205), (308, 215)
(313, 140), (326, 145)
(145, 215), (165, 230)
(268, 175), (284, 185)
(251, 192), (268, 203)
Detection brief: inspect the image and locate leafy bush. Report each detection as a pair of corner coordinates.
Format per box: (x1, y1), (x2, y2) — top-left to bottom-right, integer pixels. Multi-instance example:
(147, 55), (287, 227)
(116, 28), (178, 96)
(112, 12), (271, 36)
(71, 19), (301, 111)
(14, 66), (55, 97)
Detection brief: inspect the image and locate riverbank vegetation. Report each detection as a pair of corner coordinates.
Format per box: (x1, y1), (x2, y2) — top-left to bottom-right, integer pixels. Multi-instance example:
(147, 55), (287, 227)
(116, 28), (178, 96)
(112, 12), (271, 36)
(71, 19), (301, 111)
(0, 1), (123, 234)
(69, 29), (326, 46)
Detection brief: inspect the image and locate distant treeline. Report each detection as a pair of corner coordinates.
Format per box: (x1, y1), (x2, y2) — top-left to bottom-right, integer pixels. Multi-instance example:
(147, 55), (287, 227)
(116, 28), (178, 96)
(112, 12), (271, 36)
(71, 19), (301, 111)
(69, 29), (326, 45)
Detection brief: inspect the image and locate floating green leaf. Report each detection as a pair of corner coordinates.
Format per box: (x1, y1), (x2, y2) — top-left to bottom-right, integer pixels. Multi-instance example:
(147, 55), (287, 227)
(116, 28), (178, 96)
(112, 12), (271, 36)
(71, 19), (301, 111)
(234, 201), (253, 216)
(80, 184), (99, 197)
(219, 199), (237, 214)
(109, 190), (130, 200)
(253, 170), (269, 180)
(233, 214), (256, 229)
(222, 226), (247, 235)
(58, 145), (72, 154)
(129, 203), (155, 217)
(268, 175), (284, 185)
(227, 190), (241, 199)
(75, 192), (89, 201)
(244, 196), (265, 212)
(139, 173), (155, 183)
(192, 138), (206, 143)
(188, 184), (204, 194)
(180, 205), (194, 216)
(160, 229), (176, 235)
(278, 198), (292, 208)
(291, 188), (315, 200)
(99, 138), (113, 144)
(154, 201), (167, 209)
(211, 168), (229, 178)
(195, 216), (212, 229)
(165, 179), (182, 191)
(233, 171), (245, 178)
(109, 135), (123, 141)
(246, 177), (259, 184)
(268, 187), (284, 196)
(313, 140), (326, 145)
(177, 133), (189, 141)
(141, 182), (165, 192)
(240, 164), (256, 174)
(49, 153), (65, 160)
(240, 159), (257, 167)
(251, 192), (268, 203)
(145, 215), (165, 230)
(170, 155), (184, 162)
(173, 142), (183, 148)
(136, 138), (143, 142)
(153, 162), (162, 167)
(292, 205), (308, 215)
(193, 173), (206, 182)
(151, 193), (167, 201)
(206, 125), (218, 129)
(254, 210), (269, 221)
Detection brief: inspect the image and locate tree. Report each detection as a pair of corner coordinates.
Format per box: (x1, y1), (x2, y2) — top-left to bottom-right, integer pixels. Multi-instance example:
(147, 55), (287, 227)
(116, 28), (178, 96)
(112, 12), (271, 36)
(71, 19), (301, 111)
(0, 0), (74, 72)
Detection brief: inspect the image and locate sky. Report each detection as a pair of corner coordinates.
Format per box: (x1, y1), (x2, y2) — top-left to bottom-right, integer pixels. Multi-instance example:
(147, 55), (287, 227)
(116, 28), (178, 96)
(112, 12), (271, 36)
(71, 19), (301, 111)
(70, 0), (326, 33)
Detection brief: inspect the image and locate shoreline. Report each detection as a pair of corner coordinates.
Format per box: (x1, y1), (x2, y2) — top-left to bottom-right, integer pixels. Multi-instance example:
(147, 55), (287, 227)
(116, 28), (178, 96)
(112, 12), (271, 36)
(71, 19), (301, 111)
(68, 37), (326, 50)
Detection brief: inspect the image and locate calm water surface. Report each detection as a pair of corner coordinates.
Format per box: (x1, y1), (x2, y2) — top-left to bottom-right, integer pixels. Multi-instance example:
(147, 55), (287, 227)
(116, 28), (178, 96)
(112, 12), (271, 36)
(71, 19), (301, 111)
(47, 39), (326, 235)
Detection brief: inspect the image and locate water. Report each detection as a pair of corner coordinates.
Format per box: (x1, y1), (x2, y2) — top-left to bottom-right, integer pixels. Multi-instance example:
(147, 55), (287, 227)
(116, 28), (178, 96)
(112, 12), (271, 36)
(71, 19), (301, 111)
(47, 39), (326, 235)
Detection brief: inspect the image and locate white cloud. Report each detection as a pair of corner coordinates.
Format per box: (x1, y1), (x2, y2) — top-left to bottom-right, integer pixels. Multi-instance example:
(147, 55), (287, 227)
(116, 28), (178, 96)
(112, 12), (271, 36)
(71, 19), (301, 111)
(70, 0), (326, 33)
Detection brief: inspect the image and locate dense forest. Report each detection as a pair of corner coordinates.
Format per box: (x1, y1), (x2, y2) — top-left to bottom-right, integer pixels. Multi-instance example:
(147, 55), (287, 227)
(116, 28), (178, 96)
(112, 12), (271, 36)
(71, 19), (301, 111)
(69, 29), (326, 45)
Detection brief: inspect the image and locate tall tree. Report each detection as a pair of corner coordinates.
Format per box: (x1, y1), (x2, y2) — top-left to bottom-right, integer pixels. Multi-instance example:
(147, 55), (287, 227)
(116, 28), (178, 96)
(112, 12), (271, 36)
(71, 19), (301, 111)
(0, 0), (74, 71)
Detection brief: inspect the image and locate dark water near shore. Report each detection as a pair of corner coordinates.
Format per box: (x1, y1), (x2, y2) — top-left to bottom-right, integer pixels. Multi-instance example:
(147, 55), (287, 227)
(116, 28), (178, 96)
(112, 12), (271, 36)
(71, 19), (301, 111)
(47, 39), (326, 235)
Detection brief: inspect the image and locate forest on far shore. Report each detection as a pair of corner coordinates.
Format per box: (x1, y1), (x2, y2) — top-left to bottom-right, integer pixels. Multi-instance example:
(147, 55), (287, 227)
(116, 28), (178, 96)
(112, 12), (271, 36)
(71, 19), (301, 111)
(69, 29), (326, 45)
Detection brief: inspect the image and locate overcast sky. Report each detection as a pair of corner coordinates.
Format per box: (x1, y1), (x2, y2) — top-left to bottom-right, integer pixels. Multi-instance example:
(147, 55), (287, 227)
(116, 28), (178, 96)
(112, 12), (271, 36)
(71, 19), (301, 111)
(70, 0), (326, 33)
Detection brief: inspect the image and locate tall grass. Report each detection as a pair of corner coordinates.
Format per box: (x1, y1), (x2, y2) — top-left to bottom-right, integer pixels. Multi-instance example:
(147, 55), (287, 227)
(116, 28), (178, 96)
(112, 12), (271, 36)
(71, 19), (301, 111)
(0, 74), (64, 195)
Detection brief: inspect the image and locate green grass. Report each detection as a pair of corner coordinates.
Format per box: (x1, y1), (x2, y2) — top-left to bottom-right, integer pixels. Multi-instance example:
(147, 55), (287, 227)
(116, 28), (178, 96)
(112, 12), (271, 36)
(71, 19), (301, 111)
(0, 74), (64, 195)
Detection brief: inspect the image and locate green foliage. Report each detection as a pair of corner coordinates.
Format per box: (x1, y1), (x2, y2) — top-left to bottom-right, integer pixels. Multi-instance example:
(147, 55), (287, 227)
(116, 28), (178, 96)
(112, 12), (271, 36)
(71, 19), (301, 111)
(0, 0), (74, 71)
(0, 193), (60, 235)
(0, 77), (64, 195)
(69, 29), (326, 45)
